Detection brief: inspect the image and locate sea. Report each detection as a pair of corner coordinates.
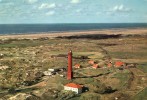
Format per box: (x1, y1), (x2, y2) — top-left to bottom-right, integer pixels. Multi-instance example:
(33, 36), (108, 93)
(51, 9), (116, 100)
(0, 23), (147, 35)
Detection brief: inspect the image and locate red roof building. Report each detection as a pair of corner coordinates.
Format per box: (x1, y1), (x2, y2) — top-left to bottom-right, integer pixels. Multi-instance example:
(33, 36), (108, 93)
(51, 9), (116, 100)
(74, 64), (81, 69)
(107, 63), (113, 68)
(92, 64), (99, 69)
(64, 83), (82, 94)
(115, 61), (125, 67)
(88, 60), (95, 65)
(65, 83), (82, 88)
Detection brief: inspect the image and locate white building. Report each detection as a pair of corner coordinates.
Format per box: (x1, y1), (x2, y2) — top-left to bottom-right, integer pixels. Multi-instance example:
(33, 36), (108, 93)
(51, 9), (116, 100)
(64, 83), (82, 94)
(43, 71), (52, 76)
(48, 68), (56, 72)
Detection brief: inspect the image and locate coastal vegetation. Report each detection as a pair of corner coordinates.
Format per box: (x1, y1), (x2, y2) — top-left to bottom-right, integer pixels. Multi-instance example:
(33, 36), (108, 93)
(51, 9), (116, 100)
(0, 33), (147, 100)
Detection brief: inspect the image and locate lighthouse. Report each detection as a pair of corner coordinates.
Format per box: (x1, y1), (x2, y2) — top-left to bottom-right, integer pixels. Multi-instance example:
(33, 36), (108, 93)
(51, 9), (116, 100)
(67, 50), (73, 80)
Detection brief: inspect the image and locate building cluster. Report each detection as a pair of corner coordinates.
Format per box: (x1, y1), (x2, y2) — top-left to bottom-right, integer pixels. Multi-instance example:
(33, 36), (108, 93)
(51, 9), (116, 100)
(74, 60), (136, 70)
(107, 61), (136, 69)
(64, 50), (137, 94)
(88, 60), (136, 69)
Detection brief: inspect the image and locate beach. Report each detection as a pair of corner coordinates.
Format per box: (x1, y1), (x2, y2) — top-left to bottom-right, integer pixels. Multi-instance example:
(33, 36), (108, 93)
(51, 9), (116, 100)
(0, 28), (147, 39)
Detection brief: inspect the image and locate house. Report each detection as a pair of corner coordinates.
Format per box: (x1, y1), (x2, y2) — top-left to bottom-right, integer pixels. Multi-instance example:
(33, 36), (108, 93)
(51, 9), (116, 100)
(43, 71), (55, 76)
(114, 61), (125, 68)
(88, 60), (95, 65)
(64, 83), (82, 94)
(107, 63), (113, 68)
(92, 64), (99, 69)
(74, 64), (81, 69)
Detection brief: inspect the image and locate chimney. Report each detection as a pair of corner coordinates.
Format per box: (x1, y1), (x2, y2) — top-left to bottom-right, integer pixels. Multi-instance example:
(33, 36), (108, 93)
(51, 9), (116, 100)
(67, 50), (73, 80)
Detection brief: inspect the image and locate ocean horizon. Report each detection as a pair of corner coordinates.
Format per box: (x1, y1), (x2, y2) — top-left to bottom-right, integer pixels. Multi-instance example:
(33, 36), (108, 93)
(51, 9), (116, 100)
(0, 23), (147, 35)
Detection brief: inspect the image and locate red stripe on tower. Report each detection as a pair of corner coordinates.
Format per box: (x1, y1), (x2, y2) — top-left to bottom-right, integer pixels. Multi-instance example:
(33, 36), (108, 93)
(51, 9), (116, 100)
(67, 50), (73, 80)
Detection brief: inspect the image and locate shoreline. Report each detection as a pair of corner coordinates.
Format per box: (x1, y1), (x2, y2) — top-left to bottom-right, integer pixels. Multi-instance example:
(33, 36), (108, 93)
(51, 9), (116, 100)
(0, 28), (147, 39)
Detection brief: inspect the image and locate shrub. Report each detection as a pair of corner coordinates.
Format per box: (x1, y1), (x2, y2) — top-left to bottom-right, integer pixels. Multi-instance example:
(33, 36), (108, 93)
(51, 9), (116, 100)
(80, 93), (100, 100)
(57, 91), (77, 100)
(41, 89), (59, 100)
(88, 82), (115, 94)
(8, 87), (16, 94)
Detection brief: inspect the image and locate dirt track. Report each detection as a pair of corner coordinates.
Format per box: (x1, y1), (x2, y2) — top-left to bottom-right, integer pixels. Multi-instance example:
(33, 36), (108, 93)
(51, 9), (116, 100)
(127, 68), (147, 97)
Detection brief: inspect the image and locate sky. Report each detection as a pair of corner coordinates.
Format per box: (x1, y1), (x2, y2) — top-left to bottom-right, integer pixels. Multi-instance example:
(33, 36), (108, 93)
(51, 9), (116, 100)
(0, 0), (147, 24)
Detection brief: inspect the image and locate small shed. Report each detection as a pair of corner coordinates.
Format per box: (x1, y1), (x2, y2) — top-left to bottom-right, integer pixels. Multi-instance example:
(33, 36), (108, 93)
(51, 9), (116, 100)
(92, 64), (99, 69)
(48, 69), (56, 72)
(64, 83), (82, 94)
(43, 71), (53, 76)
(107, 63), (113, 68)
(74, 64), (81, 69)
(88, 60), (95, 65)
(115, 61), (125, 68)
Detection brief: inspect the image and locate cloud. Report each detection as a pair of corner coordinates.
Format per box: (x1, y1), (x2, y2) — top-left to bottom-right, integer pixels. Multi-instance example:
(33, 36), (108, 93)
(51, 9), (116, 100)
(46, 11), (55, 16)
(71, 0), (80, 4)
(27, 0), (38, 4)
(39, 3), (56, 10)
(112, 5), (131, 12)
(103, 4), (132, 16)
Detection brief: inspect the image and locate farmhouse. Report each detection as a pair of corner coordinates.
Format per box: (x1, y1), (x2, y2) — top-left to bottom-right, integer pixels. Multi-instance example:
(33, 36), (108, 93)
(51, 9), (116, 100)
(64, 83), (82, 94)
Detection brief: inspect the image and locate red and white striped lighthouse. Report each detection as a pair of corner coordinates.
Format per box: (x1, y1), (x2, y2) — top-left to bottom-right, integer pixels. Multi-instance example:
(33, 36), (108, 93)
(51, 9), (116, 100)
(67, 50), (73, 80)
